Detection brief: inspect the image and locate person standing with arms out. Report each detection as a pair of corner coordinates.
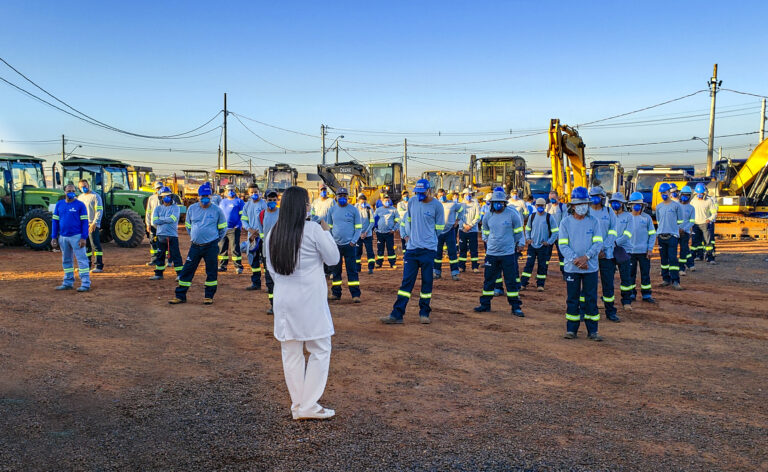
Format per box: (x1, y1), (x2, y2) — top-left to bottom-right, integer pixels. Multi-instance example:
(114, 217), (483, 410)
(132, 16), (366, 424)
(520, 198), (558, 292)
(355, 194), (376, 274)
(51, 184), (91, 292)
(218, 184), (245, 274)
(241, 183), (267, 290)
(678, 186), (696, 275)
(546, 190), (567, 277)
(310, 185), (336, 223)
(264, 186), (340, 420)
(149, 187), (182, 281)
(691, 182), (718, 265)
(656, 182), (684, 290)
(589, 186), (620, 323)
(458, 188), (481, 273)
(170, 183), (227, 305)
(373, 194), (399, 268)
(434, 188), (462, 281)
(326, 188), (362, 302)
(626, 192), (657, 306)
(559, 186), (605, 341)
(146, 181), (164, 266)
(610, 193), (635, 311)
(256, 191), (280, 313)
(473, 189), (525, 316)
(77, 179), (104, 273)
(380, 179), (445, 325)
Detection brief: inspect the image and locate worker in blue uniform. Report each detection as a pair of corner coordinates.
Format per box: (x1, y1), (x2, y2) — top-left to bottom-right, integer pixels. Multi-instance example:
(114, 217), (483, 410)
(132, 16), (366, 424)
(326, 187), (362, 302)
(51, 184), (91, 292)
(589, 186), (620, 322)
(520, 198), (558, 291)
(218, 184), (245, 274)
(678, 186), (696, 276)
(626, 192), (657, 306)
(655, 182), (684, 290)
(150, 187), (182, 280)
(355, 194), (376, 274)
(373, 194), (399, 268)
(434, 188), (462, 281)
(458, 188), (481, 273)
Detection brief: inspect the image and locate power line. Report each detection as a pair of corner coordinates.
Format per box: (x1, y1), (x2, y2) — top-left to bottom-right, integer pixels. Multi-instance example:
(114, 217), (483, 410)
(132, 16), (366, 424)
(229, 112), (319, 138)
(721, 88), (768, 99)
(575, 90), (708, 127)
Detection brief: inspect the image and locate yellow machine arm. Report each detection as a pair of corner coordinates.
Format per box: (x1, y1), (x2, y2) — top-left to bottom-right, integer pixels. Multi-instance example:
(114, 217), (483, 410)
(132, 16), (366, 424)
(549, 119), (587, 202)
(729, 138), (768, 193)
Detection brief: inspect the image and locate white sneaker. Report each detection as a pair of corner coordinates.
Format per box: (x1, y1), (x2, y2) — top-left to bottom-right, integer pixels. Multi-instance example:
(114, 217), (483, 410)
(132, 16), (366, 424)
(294, 407), (335, 420)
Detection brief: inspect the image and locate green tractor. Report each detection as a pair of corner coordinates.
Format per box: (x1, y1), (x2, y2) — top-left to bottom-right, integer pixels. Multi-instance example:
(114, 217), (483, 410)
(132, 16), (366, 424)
(55, 157), (151, 248)
(0, 153), (64, 249)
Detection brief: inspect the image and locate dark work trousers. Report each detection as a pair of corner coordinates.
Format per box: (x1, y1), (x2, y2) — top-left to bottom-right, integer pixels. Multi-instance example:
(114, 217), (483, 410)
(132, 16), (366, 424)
(356, 235), (375, 272)
(598, 257), (617, 317)
(629, 253), (653, 301)
(555, 242), (565, 274)
(218, 227), (243, 270)
(478, 254), (522, 310)
(520, 244), (551, 287)
(617, 259), (633, 306)
(148, 226), (159, 263)
(331, 244), (360, 298)
(564, 271), (599, 335)
(434, 227), (459, 276)
(692, 223), (715, 262)
(86, 227), (104, 270)
(458, 230), (479, 271)
(154, 235), (183, 277)
(389, 248), (435, 320)
(658, 234), (680, 283)
(249, 247), (262, 288)
(176, 241), (219, 301)
(375, 231), (396, 267)
(678, 232), (693, 272)
(265, 269), (274, 305)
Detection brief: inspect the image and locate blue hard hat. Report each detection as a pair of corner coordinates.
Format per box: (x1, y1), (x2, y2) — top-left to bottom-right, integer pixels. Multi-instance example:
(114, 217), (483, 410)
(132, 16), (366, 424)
(494, 186), (504, 192)
(570, 186), (590, 204)
(694, 183), (707, 194)
(658, 182), (671, 193)
(198, 182), (212, 196)
(589, 186), (606, 197)
(669, 183), (678, 189)
(490, 189), (507, 202)
(337, 187), (349, 195)
(680, 185), (692, 194)
(154, 180), (164, 189)
(414, 179), (431, 193)
(160, 186), (172, 196)
(609, 192), (627, 203)
(629, 191), (644, 203)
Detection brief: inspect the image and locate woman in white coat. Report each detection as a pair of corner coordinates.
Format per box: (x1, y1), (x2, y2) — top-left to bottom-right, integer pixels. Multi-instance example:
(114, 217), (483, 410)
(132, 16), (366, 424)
(265, 186), (340, 420)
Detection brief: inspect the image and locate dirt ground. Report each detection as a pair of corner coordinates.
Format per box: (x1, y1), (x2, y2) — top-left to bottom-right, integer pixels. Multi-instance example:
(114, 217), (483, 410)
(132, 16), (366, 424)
(1, 235), (767, 471)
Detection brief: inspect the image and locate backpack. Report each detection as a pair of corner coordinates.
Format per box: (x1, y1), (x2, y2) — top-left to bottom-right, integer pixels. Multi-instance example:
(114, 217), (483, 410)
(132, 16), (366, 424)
(259, 210), (265, 227)
(528, 211), (552, 236)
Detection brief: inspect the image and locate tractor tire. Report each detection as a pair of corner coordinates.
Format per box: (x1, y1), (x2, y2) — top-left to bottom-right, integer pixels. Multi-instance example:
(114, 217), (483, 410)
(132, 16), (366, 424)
(110, 209), (146, 248)
(100, 226), (113, 243)
(20, 208), (53, 250)
(0, 227), (22, 246)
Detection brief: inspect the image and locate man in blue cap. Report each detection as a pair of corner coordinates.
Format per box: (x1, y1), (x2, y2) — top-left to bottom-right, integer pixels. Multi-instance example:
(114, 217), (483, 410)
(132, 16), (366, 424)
(326, 187), (363, 302)
(380, 179), (445, 325)
(218, 184), (245, 274)
(656, 182), (684, 290)
(149, 186), (182, 280)
(690, 182), (718, 264)
(51, 183), (91, 292)
(678, 185), (696, 275)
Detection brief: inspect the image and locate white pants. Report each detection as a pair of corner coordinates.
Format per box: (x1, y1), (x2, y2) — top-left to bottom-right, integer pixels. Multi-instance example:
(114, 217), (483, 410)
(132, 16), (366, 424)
(280, 336), (332, 416)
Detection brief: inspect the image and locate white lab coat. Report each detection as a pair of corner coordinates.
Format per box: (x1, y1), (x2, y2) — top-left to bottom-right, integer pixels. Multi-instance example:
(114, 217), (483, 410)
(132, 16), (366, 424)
(265, 220), (340, 342)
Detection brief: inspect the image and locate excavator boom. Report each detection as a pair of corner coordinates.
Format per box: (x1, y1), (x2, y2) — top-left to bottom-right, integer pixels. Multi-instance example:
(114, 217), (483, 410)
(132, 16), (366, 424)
(549, 119), (587, 202)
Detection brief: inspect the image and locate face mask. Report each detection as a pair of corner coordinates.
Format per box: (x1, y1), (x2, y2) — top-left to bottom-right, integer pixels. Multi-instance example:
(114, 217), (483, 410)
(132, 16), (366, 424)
(536, 206), (545, 213)
(492, 202), (504, 212)
(632, 204), (643, 212)
(163, 196), (172, 204)
(680, 195), (690, 203)
(416, 193), (427, 202)
(267, 201), (277, 210)
(671, 192), (678, 199)
(511, 195), (519, 200)
(251, 193), (260, 201)
(384, 200), (392, 207)
(201, 197), (211, 205)
(66, 192), (76, 199)
(320, 190), (327, 198)
(228, 190), (236, 198)
(574, 204), (589, 216)
(439, 196), (447, 202)
(465, 195), (471, 201)
(80, 186), (89, 193)
(697, 194), (705, 199)
(590, 196), (602, 206)
(549, 198), (557, 204)
(661, 193), (669, 201)
(359, 201), (368, 207)
(338, 197), (348, 206)
(452, 196), (459, 202)
(403, 196), (409, 202)
(610, 201), (622, 211)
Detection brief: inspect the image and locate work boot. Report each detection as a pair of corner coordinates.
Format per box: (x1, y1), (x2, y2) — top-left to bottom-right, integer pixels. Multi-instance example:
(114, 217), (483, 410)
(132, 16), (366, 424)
(587, 332), (604, 342)
(168, 298), (186, 305)
(368, 268), (374, 274)
(76, 286), (90, 292)
(623, 304), (633, 311)
(328, 294), (341, 301)
(245, 284), (260, 291)
(55, 285), (74, 291)
(660, 280), (671, 287)
(419, 316), (431, 324)
(267, 307), (274, 315)
(451, 274), (460, 281)
(511, 308), (524, 317)
(642, 296), (656, 304)
(473, 305), (491, 312)
(564, 332), (577, 339)
(145, 262), (154, 267)
(91, 268), (103, 273)
(472, 268), (479, 273)
(607, 313), (621, 322)
(352, 297), (361, 303)
(203, 298), (214, 305)
(671, 282), (684, 291)
(218, 267), (227, 272)
(690, 267), (696, 272)
(679, 270), (686, 276)
(537, 286), (544, 292)
(149, 275), (163, 280)
(709, 260), (718, 265)
(519, 285), (527, 291)
(236, 267), (243, 274)
(379, 315), (403, 324)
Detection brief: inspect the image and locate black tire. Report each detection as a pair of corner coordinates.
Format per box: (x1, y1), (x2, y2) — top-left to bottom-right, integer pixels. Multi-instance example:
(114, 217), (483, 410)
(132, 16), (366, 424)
(110, 209), (146, 248)
(100, 226), (113, 243)
(20, 208), (53, 250)
(0, 227), (22, 246)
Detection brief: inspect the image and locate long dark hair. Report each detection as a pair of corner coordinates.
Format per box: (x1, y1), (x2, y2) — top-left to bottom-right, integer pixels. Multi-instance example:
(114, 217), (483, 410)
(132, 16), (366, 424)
(269, 186), (309, 275)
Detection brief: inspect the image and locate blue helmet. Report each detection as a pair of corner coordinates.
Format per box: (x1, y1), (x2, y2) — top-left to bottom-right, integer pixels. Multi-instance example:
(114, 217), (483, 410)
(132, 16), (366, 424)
(609, 192), (627, 203)
(490, 189), (507, 202)
(694, 183), (707, 194)
(589, 186), (606, 197)
(680, 185), (692, 194)
(570, 186), (590, 204)
(629, 191), (644, 204)
(197, 182), (212, 196)
(658, 182), (671, 193)
(669, 183), (678, 190)
(160, 186), (172, 196)
(414, 179), (431, 193)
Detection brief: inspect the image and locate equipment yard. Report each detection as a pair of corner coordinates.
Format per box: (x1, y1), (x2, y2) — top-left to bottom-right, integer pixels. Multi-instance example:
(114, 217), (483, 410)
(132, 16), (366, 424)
(1, 239), (767, 471)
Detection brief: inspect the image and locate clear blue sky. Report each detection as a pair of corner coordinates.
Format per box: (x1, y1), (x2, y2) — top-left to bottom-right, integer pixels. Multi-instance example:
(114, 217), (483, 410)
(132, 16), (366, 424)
(1, 0), (766, 176)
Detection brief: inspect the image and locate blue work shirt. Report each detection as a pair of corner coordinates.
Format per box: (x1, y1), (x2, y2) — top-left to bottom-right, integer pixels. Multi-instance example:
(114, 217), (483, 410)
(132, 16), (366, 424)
(219, 197), (245, 229)
(374, 206), (399, 233)
(401, 198), (445, 251)
(153, 203), (180, 237)
(52, 199), (89, 240)
(655, 200), (683, 235)
(327, 203), (362, 246)
(184, 203), (227, 244)
(482, 206), (524, 256)
(557, 214), (604, 273)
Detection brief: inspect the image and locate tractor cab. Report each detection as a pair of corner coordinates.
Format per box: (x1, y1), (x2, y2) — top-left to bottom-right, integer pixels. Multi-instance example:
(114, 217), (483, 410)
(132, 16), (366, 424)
(526, 171), (553, 201)
(127, 165), (157, 193)
(473, 156), (529, 198)
(589, 161), (624, 195)
(265, 163), (298, 194)
(213, 169), (254, 195)
(0, 153), (64, 249)
(181, 169), (211, 205)
(367, 163), (404, 203)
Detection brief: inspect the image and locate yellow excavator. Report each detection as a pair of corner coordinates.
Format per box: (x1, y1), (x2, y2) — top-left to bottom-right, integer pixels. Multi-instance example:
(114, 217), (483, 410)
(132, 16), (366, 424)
(548, 119), (587, 203)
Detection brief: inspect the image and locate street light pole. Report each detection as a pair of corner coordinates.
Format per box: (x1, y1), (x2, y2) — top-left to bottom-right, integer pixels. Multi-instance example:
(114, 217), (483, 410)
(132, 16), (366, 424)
(706, 64), (721, 177)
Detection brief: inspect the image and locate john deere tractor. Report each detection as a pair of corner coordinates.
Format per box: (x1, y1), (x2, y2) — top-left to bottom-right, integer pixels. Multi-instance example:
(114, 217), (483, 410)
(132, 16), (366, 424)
(56, 157), (151, 247)
(0, 153), (64, 249)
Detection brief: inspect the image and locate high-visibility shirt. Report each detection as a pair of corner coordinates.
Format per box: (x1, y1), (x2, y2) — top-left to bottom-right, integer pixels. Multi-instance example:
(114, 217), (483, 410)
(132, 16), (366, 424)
(400, 198), (445, 251)
(52, 198), (89, 240)
(440, 200), (462, 234)
(525, 210), (558, 248)
(680, 203), (696, 233)
(482, 206), (524, 256)
(627, 212), (657, 254)
(614, 211), (633, 253)
(590, 206), (618, 259)
(557, 214), (604, 273)
(374, 206), (399, 233)
(459, 199), (481, 232)
(655, 200), (683, 235)
(690, 196), (717, 224)
(184, 203), (227, 245)
(327, 204), (362, 246)
(219, 197), (245, 229)
(153, 203), (180, 237)
(241, 199), (267, 231)
(77, 191), (103, 227)
(357, 203), (375, 235)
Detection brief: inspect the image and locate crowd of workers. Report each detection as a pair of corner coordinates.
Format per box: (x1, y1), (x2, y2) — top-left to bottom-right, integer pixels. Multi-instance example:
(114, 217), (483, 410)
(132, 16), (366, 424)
(49, 174), (720, 340)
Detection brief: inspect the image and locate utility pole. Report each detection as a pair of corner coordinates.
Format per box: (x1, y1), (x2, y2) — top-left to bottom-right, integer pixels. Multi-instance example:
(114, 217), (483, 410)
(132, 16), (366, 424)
(706, 64), (721, 177)
(761, 98), (766, 142)
(223, 93), (228, 170)
(718, 146), (722, 161)
(403, 139), (408, 184)
(321, 124), (326, 165)
(217, 146), (221, 170)
(335, 141), (339, 164)
(249, 159), (252, 175)
(61, 134), (65, 161)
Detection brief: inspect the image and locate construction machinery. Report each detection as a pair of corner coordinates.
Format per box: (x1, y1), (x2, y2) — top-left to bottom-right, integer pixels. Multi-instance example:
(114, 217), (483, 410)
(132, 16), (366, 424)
(265, 163), (298, 195)
(367, 162), (405, 201)
(470, 155), (529, 198)
(526, 171), (553, 201)
(421, 171), (469, 194)
(589, 161), (625, 195)
(181, 169), (211, 205)
(548, 119), (587, 202)
(127, 165), (156, 193)
(56, 157), (151, 247)
(0, 153), (64, 249)
(630, 165), (695, 206)
(317, 161), (371, 204)
(213, 169), (255, 195)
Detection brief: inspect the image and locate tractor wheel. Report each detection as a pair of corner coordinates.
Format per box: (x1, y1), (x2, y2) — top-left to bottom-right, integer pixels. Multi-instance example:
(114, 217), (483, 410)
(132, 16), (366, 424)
(100, 225), (113, 243)
(110, 209), (146, 248)
(20, 208), (53, 250)
(0, 227), (22, 246)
